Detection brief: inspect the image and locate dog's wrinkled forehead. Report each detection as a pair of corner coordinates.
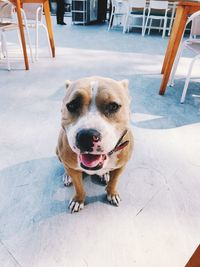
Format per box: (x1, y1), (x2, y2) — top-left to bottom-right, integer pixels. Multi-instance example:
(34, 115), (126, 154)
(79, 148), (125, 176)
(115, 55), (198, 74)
(64, 77), (129, 105)
(61, 77), (130, 128)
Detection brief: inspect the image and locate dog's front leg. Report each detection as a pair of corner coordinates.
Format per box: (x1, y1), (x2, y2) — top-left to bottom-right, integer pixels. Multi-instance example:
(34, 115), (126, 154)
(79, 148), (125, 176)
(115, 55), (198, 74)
(66, 168), (86, 213)
(106, 167), (124, 206)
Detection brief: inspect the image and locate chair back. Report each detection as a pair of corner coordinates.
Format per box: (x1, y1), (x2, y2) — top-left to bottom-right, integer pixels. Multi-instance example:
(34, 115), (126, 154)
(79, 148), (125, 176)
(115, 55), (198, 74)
(0, 1), (13, 21)
(111, 0), (129, 14)
(128, 0), (146, 9)
(190, 12), (200, 37)
(22, 3), (43, 21)
(149, 0), (168, 10)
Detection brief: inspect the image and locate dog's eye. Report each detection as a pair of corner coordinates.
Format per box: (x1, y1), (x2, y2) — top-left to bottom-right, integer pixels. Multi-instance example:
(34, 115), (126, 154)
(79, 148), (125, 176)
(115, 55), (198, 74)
(106, 102), (121, 114)
(66, 97), (82, 113)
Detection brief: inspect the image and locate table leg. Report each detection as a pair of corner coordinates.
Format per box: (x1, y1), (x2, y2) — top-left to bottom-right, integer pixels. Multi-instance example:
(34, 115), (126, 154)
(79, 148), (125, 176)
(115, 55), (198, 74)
(159, 6), (188, 95)
(15, 0), (29, 70)
(43, 0), (55, 57)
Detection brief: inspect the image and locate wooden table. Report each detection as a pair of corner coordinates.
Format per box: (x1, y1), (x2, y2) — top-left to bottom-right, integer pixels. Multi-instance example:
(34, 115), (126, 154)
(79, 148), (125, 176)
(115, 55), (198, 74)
(13, 0), (55, 70)
(159, 0), (200, 95)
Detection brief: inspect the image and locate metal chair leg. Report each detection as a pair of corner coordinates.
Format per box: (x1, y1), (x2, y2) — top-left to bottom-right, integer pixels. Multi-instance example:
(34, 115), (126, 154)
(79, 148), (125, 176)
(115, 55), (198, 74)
(180, 56), (199, 103)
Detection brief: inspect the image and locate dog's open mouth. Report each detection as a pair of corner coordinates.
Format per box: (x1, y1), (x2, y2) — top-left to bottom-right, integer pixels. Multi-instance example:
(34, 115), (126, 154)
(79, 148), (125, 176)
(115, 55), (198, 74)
(79, 154), (106, 170)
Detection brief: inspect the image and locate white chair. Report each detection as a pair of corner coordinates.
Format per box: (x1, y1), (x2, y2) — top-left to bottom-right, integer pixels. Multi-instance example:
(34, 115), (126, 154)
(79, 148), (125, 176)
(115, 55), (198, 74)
(21, 3), (51, 60)
(169, 10), (200, 103)
(143, 0), (170, 38)
(123, 0), (147, 35)
(0, 0), (33, 70)
(108, 0), (129, 31)
(167, 1), (177, 36)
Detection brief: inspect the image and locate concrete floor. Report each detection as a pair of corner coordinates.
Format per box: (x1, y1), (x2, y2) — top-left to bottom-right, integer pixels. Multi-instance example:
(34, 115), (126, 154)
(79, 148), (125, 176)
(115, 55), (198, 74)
(0, 16), (200, 267)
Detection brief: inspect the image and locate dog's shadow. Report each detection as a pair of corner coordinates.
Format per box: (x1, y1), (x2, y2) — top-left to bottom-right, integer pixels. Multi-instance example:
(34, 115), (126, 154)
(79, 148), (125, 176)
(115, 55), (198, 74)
(85, 194), (108, 206)
(68, 173), (109, 206)
(0, 157), (112, 240)
(88, 174), (109, 205)
(90, 174), (107, 186)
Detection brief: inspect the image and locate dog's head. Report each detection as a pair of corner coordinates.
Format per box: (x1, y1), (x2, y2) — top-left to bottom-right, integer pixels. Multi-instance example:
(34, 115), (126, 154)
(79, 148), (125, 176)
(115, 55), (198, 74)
(61, 76), (131, 172)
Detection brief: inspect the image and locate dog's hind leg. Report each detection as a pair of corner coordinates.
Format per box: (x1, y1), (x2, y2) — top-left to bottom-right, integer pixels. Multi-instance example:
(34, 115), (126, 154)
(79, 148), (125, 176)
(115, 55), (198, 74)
(106, 167), (124, 206)
(63, 172), (73, 187)
(100, 172), (110, 185)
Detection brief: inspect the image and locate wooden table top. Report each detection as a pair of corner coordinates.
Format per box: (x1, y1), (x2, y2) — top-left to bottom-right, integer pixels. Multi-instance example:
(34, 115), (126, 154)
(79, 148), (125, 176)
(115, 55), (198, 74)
(178, 0), (200, 6)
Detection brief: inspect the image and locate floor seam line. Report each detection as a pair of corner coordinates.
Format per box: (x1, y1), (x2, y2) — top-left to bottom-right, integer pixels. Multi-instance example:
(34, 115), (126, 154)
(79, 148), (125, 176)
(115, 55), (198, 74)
(0, 239), (23, 267)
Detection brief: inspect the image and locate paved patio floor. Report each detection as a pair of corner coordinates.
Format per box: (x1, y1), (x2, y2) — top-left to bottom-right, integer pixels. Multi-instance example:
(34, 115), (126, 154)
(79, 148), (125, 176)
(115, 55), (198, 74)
(0, 15), (200, 267)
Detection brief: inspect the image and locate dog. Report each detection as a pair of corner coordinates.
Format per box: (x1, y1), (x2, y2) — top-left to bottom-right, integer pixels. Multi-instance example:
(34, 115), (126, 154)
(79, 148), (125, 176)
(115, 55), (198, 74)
(56, 76), (133, 213)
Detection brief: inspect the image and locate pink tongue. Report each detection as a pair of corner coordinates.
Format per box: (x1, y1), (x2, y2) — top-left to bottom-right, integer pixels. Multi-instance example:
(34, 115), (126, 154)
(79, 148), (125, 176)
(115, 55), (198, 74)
(80, 154), (103, 168)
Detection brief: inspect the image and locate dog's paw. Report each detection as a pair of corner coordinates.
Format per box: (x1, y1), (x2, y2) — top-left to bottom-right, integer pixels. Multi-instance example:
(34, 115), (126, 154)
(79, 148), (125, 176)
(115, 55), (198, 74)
(63, 173), (72, 187)
(100, 172), (110, 185)
(68, 199), (84, 213)
(107, 193), (121, 206)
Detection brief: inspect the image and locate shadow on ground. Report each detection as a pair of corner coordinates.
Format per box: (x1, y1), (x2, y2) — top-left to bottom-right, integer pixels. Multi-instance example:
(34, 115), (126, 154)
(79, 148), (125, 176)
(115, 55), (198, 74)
(0, 157), (110, 240)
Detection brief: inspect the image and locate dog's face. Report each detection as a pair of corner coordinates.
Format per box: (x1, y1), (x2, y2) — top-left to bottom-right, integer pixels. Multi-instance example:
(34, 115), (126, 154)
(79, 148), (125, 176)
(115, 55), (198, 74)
(61, 76), (131, 173)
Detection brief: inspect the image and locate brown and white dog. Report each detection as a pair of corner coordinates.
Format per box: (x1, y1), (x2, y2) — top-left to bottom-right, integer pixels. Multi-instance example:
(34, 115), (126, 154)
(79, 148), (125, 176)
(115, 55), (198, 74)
(56, 76), (133, 213)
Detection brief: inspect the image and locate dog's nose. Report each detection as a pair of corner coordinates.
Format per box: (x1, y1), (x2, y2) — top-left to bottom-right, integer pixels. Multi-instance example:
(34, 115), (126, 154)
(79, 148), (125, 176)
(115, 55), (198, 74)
(76, 129), (101, 152)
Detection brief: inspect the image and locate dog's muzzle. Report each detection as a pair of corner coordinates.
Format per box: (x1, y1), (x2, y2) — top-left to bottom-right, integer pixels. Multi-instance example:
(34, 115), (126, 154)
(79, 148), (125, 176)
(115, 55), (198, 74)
(75, 128), (129, 171)
(76, 129), (101, 153)
(75, 128), (105, 170)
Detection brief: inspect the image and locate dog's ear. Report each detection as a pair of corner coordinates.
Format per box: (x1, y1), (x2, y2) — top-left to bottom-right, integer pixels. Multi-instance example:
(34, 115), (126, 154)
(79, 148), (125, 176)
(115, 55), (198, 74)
(65, 80), (72, 89)
(119, 79), (129, 90)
